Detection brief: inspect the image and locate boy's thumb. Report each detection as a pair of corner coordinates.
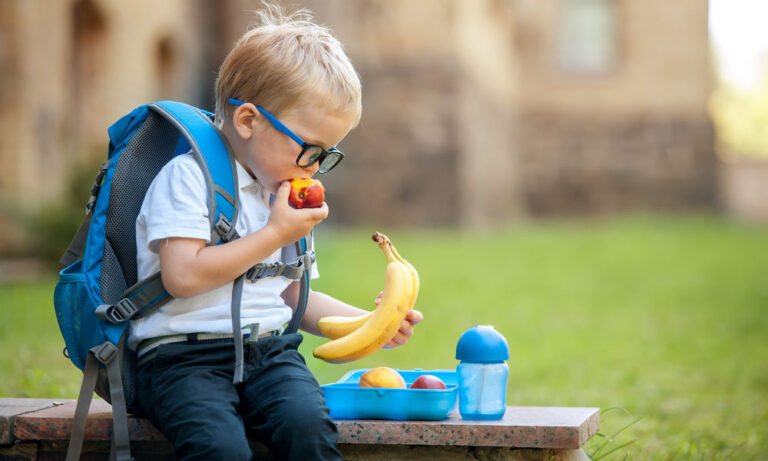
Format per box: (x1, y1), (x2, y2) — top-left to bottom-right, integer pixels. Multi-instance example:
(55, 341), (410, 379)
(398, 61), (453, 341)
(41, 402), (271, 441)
(271, 181), (290, 207)
(276, 181), (291, 198)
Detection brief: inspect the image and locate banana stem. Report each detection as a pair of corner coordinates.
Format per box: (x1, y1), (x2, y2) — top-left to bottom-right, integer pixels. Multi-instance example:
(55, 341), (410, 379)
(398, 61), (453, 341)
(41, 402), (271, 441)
(372, 232), (396, 261)
(372, 232), (390, 246)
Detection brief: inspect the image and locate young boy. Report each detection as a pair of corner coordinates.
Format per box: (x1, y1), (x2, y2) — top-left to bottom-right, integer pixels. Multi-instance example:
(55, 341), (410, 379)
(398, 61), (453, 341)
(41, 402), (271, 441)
(129, 5), (422, 460)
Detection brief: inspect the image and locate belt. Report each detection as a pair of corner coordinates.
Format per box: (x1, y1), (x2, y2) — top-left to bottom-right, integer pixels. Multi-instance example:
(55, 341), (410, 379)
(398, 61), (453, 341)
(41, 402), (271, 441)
(136, 330), (279, 360)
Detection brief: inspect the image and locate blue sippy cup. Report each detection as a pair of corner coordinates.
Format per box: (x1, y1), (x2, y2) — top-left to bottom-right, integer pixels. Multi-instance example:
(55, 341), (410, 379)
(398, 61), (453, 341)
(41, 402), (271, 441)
(455, 325), (510, 420)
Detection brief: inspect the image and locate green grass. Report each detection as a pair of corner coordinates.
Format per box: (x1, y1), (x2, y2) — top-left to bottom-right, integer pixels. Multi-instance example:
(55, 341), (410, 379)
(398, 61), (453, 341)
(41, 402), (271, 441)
(2, 214), (767, 459)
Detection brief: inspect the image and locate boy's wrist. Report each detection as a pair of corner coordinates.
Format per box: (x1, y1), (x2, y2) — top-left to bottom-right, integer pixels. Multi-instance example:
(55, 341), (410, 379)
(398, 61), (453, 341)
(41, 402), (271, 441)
(260, 222), (291, 250)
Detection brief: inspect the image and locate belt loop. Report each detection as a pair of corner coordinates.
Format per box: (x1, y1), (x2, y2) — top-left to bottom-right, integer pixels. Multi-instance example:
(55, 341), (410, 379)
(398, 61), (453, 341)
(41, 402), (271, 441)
(186, 333), (197, 342)
(245, 323), (259, 344)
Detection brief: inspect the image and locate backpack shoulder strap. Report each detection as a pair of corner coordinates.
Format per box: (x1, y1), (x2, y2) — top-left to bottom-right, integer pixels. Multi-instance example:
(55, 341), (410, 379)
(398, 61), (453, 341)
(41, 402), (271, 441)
(283, 237), (312, 335)
(149, 101), (240, 244)
(232, 236), (312, 384)
(59, 161), (109, 267)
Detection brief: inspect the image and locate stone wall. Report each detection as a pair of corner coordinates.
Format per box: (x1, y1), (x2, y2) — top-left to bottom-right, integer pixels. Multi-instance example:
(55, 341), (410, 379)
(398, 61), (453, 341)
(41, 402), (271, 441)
(300, 0), (521, 227)
(305, 0), (715, 225)
(507, 0), (716, 217)
(321, 61), (462, 227)
(0, 0), (718, 228)
(719, 157), (768, 223)
(517, 113), (717, 216)
(0, 0), (208, 206)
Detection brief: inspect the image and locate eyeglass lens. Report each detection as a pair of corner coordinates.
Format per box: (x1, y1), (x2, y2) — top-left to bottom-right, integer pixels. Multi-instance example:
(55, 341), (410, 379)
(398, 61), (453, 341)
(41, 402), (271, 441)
(298, 146), (324, 166)
(319, 153), (341, 173)
(298, 146), (342, 173)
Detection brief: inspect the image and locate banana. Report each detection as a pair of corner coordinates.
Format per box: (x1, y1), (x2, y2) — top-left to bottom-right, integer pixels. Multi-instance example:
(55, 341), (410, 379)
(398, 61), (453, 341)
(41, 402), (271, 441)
(313, 233), (413, 363)
(316, 233), (420, 340)
(317, 311), (372, 339)
(388, 233), (420, 311)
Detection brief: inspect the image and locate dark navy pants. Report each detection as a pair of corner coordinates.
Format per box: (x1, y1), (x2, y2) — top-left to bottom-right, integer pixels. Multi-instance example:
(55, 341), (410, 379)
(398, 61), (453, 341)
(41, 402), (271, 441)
(134, 333), (342, 461)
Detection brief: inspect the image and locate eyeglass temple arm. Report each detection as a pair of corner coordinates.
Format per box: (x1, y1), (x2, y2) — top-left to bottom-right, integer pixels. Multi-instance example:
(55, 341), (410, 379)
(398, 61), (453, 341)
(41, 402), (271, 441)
(229, 98), (306, 147)
(256, 107), (306, 146)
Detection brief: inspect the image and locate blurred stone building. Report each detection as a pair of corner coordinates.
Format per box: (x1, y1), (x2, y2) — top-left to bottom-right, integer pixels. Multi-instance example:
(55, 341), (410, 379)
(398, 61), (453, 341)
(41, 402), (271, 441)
(0, 0), (715, 228)
(0, 0), (216, 206)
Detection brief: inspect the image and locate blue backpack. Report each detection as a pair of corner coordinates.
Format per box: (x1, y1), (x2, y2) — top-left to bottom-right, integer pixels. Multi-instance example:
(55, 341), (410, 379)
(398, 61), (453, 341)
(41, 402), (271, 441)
(54, 101), (312, 461)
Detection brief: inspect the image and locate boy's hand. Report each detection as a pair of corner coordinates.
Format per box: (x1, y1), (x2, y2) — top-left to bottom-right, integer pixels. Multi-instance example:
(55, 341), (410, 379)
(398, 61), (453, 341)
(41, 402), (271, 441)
(383, 309), (423, 349)
(374, 291), (423, 348)
(267, 181), (328, 246)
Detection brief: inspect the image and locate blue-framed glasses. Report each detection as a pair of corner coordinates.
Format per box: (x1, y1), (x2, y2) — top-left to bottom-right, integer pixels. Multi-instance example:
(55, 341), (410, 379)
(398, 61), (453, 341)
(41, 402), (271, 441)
(229, 98), (345, 174)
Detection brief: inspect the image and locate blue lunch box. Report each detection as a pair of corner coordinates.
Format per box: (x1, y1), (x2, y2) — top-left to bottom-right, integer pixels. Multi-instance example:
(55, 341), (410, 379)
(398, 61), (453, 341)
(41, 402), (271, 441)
(320, 368), (458, 420)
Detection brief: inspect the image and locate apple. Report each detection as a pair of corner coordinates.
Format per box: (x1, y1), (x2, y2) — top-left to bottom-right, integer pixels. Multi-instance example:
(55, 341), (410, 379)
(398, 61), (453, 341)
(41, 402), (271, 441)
(288, 178), (325, 209)
(409, 374), (447, 390)
(358, 367), (406, 389)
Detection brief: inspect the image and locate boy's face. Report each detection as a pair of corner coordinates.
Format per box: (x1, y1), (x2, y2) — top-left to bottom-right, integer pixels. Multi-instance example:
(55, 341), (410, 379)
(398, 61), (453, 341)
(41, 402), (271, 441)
(237, 99), (356, 195)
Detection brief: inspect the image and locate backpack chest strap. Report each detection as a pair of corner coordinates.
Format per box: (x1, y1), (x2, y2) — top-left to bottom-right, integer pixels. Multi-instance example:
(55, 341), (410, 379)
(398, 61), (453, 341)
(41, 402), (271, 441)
(245, 251), (315, 282)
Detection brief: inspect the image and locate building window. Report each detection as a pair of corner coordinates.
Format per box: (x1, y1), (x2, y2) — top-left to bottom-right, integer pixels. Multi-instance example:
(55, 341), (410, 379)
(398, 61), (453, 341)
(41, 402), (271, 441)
(156, 36), (177, 98)
(557, 0), (617, 74)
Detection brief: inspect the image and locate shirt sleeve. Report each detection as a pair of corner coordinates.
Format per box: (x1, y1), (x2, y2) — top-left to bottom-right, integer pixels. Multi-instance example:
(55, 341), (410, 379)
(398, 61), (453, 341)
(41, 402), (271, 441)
(137, 155), (211, 253)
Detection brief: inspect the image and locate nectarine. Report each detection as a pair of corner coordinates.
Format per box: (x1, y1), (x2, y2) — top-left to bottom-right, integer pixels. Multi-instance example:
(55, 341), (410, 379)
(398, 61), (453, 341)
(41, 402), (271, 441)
(409, 374), (447, 390)
(358, 367), (406, 389)
(288, 178), (324, 209)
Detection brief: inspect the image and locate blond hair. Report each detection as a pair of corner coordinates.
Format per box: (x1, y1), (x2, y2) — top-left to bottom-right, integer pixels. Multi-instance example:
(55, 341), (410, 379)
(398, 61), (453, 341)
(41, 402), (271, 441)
(215, 3), (362, 127)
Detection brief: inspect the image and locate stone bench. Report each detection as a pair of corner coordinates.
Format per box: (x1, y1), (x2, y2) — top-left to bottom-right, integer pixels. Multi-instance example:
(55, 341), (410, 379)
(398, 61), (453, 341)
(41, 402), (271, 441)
(1, 398), (599, 460)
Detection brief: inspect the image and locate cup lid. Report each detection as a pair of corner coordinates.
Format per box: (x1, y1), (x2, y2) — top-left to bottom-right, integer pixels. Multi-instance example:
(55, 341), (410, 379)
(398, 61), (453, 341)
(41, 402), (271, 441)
(455, 325), (509, 362)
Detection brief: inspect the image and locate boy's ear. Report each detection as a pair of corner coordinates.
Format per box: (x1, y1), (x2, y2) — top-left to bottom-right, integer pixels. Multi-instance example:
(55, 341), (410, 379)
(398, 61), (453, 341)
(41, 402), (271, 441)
(232, 103), (258, 140)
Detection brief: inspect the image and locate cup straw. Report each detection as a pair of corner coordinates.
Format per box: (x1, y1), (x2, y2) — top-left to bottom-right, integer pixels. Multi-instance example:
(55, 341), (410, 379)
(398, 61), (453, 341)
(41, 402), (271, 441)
(476, 364), (486, 413)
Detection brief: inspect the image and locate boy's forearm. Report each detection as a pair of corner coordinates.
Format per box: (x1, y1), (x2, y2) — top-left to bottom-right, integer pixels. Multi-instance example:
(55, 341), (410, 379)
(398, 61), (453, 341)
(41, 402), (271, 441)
(159, 225), (284, 298)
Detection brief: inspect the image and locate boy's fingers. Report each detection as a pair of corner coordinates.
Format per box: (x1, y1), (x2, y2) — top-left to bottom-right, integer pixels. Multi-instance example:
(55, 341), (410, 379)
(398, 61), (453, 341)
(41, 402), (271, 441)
(294, 201), (327, 216)
(308, 202), (329, 219)
(384, 334), (405, 349)
(383, 317), (416, 349)
(406, 309), (423, 326)
(392, 332), (408, 346)
(392, 328), (411, 346)
(399, 320), (414, 337)
(275, 181), (291, 202)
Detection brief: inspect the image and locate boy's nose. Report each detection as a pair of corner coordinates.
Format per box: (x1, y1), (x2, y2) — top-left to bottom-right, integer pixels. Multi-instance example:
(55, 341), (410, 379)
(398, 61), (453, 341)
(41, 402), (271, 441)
(304, 161), (320, 176)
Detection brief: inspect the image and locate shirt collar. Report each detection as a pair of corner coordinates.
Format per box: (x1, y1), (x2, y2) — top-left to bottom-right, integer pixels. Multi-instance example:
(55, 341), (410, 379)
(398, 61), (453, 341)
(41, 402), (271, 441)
(235, 160), (269, 201)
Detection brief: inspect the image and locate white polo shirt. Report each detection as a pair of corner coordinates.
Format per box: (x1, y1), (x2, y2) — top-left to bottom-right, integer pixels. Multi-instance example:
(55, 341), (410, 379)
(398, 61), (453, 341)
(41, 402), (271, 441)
(128, 153), (317, 349)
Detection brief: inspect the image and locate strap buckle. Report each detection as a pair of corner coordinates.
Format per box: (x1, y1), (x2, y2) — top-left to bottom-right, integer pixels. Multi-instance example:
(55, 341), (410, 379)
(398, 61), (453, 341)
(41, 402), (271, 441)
(85, 162), (109, 214)
(214, 214), (239, 243)
(245, 262), (279, 282)
(89, 342), (118, 365)
(246, 250), (315, 282)
(95, 297), (139, 324)
(301, 251), (315, 270)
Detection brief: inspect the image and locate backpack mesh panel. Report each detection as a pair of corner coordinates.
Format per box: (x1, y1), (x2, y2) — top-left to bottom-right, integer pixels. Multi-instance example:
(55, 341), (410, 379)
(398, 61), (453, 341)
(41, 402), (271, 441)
(100, 240), (127, 304)
(100, 112), (181, 302)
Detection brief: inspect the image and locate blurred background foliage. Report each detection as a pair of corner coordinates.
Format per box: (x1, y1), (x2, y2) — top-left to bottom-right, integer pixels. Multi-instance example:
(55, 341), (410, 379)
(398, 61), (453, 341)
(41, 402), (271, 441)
(2, 157), (104, 265)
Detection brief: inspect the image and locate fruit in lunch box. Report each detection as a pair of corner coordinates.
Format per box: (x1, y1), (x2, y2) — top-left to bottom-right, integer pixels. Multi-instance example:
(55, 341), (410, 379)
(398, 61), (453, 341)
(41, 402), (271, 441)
(316, 232), (420, 341)
(288, 178), (324, 209)
(358, 367), (406, 389)
(313, 233), (415, 363)
(409, 374), (447, 390)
